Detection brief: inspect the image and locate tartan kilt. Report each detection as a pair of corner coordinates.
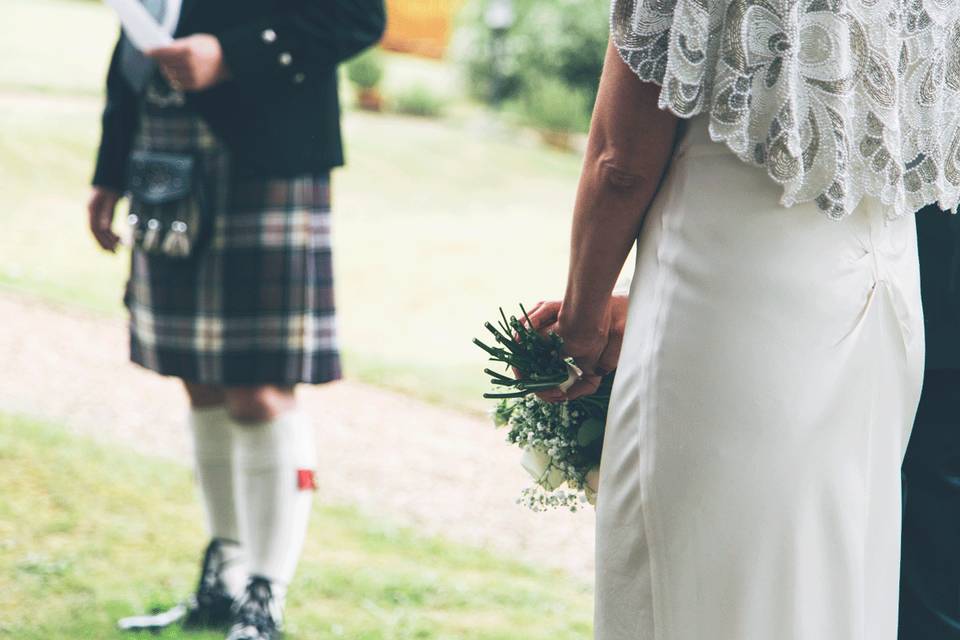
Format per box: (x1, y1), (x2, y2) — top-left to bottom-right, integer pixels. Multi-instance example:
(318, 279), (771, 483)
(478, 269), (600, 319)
(124, 90), (341, 386)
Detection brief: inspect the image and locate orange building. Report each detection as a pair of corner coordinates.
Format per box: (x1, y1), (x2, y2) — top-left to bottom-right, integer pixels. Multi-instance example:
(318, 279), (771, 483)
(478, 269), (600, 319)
(382, 0), (465, 59)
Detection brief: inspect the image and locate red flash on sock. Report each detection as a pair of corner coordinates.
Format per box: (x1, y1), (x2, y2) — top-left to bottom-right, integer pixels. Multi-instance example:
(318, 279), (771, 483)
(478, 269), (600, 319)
(297, 469), (317, 491)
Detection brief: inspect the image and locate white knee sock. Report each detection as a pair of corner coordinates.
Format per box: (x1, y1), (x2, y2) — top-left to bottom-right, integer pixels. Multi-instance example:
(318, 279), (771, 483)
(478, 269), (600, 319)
(189, 407), (247, 598)
(232, 410), (317, 603)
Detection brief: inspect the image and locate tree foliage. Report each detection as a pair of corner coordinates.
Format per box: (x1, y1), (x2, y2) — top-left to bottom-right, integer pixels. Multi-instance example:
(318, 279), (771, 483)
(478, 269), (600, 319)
(453, 0), (608, 132)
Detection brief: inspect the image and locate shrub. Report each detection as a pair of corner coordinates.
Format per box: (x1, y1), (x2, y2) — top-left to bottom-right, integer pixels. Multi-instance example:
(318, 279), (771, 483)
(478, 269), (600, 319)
(392, 84), (448, 118)
(453, 0), (607, 131)
(515, 77), (593, 134)
(346, 47), (385, 90)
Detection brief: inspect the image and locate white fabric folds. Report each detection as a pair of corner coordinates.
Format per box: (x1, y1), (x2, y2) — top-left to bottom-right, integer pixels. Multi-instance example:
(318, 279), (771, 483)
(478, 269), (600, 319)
(611, 0), (960, 218)
(594, 116), (923, 639)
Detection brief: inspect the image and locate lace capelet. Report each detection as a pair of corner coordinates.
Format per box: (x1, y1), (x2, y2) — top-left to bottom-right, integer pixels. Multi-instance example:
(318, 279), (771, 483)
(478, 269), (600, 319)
(612, 0), (960, 217)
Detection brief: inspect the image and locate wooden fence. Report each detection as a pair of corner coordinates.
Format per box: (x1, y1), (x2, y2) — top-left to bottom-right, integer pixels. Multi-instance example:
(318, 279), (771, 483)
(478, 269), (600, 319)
(382, 0), (465, 59)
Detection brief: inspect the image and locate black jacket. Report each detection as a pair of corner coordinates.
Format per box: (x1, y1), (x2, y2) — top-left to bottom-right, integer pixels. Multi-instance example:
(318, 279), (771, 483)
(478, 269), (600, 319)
(917, 206), (960, 370)
(93, 0), (386, 191)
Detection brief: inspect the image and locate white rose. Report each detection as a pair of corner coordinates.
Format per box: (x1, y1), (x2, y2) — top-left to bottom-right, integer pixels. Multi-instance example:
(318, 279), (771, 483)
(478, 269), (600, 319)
(521, 446), (566, 491)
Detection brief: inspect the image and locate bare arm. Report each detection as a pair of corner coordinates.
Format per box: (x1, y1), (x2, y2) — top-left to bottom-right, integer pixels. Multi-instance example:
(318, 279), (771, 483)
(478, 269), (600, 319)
(558, 42), (680, 398)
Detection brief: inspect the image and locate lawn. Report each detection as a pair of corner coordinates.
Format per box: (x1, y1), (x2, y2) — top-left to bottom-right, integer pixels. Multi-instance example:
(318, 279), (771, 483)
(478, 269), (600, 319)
(0, 0), (621, 413)
(0, 0), (118, 95)
(0, 413), (593, 639)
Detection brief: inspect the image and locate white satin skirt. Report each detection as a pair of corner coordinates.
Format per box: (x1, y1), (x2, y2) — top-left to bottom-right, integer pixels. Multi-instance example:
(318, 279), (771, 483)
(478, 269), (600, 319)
(595, 116), (924, 640)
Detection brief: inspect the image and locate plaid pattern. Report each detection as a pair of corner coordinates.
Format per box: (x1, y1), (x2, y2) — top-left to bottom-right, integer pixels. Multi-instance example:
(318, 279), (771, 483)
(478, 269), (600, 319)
(125, 86), (341, 386)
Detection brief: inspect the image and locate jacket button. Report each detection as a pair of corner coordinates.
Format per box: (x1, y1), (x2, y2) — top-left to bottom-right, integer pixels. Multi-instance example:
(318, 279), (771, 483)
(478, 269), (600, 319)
(278, 52), (293, 66)
(261, 29), (277, 43)
(293, 72), (306, 84)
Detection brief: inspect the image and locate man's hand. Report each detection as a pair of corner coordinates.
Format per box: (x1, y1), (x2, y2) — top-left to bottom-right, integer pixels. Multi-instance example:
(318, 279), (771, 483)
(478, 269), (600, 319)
(147, 34), (230, 92)
(87, 187), (122, 252)
(525, 295), (629, 401)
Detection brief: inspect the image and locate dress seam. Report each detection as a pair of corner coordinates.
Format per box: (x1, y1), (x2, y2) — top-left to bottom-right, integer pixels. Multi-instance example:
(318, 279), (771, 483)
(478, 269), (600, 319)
(638, 158), (688, 640)
(860, 330), (878, 640)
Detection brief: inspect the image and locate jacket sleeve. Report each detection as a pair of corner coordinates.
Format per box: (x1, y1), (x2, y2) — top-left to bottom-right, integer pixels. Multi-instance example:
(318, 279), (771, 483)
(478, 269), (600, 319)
(215, 0), (386, 88)
(92, 35), (139, 192)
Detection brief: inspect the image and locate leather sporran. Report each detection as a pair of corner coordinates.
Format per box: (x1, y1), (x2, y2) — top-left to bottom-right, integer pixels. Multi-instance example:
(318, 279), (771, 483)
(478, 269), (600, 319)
(126, 150), (210, 259)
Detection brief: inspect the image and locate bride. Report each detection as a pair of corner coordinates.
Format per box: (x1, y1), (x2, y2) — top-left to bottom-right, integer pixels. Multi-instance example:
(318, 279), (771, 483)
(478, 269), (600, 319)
(527, 0), (960, 637)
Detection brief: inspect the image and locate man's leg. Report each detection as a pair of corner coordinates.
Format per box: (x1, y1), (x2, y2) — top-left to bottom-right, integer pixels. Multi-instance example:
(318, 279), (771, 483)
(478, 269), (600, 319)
(119, 383), (246, 633)
(186, 383), (237, 544)
(184, 383), (247, 602)
(900, 370), (960, 639)
(224, 386), (317, 640)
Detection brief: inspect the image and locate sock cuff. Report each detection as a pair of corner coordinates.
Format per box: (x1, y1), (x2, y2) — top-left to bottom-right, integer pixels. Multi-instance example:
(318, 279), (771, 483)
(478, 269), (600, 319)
(233, 410), (317, 469)
(190, 406), (234, 460)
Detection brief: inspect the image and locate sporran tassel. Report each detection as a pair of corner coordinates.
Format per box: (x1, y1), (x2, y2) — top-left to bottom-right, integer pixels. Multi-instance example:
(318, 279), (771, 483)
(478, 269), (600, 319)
(161, 220), (192, 258)
(127, 213), (144, 245)
(142, 218), (162, 252)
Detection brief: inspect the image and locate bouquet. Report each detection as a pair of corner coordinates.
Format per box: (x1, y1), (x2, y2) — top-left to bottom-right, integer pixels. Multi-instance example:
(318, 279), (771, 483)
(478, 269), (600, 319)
(474, 307), (613, 511)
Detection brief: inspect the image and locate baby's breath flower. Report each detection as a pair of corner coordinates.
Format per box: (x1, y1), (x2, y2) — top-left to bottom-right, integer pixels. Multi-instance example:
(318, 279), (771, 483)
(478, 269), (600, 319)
(477, 306), (615, 510)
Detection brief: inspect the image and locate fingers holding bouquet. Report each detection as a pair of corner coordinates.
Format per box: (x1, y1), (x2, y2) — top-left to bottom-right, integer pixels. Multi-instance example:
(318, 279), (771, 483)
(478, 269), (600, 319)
(518, 301), (567, 402)
(474, 298), (627, 510)
(520, 296), (630, 401)
(525, 300), (561, 331)
(598, 295), (629, 372)
(554, 321), (608, 401)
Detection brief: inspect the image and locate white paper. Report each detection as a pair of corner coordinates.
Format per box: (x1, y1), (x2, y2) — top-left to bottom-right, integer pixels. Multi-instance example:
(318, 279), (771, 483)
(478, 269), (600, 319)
(160, 0), (183, 34)
(104, 0), (173, 51)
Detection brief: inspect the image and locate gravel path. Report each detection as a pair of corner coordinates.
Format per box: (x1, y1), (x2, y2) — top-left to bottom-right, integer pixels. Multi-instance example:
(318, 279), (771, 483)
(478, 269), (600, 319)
(0, 291), (595, 580)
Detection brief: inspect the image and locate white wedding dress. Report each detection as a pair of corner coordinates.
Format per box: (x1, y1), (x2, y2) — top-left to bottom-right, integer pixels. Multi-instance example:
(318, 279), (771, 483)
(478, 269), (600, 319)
(595, 115), (924, 640)
(595, 0), (960, 633)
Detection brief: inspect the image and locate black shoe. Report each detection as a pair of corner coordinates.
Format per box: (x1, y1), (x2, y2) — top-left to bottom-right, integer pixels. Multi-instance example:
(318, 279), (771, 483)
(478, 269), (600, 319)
(226, 576), (284, 640)
(117, 538), (240, 633)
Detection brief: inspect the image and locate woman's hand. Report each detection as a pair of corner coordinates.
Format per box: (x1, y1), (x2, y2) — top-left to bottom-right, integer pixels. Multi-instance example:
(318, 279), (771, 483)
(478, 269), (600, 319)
(527, 296), (630, 401)
(87, 187), (122, 252)
(147, 35), (230, 92)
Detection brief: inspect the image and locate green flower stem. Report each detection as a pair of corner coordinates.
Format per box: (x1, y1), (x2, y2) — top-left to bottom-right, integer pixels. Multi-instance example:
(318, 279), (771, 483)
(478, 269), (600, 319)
(484, 368), (517, 383)
(483, 390), (529, 399)
(484, 322), (525, 355)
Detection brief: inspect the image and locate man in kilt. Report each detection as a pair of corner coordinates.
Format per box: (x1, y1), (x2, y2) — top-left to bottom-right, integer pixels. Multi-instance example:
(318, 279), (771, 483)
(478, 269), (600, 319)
(87, 2), (384, 638)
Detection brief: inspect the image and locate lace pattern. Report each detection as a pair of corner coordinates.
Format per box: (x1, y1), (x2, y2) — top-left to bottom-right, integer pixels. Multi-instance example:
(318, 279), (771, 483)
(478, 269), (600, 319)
(612, 0), (960, 218)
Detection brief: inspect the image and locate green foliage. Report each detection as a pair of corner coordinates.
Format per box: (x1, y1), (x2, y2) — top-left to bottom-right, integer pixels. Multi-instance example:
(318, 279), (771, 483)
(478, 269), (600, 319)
(453, 0), (608, 131)
(0, 414), (594, 639)
(392, 83), (447, 118)
(514, 77), (595, 134)
(346, 47), (386, 90)
(577, 418), (604, 447)
(474, 306), (570, 399)
(475, 306), (612, 510)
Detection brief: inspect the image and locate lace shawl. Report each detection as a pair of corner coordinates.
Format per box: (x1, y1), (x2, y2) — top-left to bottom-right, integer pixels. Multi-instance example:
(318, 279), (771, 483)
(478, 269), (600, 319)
(612, 0), (960, 218)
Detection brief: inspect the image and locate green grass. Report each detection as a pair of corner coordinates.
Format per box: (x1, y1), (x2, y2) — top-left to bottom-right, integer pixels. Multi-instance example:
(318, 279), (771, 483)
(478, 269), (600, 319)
(0, 0), (598, 413)
(0, 94), (129, 311)
(0, 413), (593, 639)
(0, 0), (117, 96)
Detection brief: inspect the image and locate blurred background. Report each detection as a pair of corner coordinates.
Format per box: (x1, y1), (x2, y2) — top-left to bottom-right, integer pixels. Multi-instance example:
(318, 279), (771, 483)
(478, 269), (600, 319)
(0, 0), (626, 637)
